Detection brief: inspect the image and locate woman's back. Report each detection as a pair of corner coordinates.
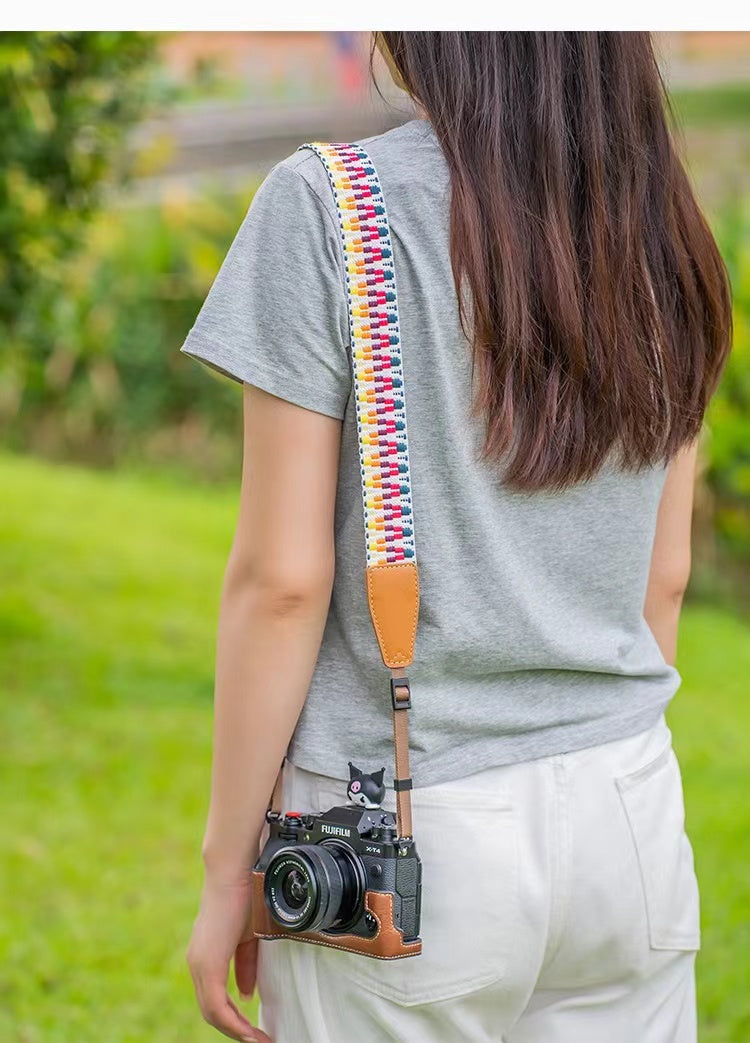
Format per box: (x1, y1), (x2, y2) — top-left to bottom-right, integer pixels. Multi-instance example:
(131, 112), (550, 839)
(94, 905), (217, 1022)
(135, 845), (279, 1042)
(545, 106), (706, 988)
(182, 117), (679, 785)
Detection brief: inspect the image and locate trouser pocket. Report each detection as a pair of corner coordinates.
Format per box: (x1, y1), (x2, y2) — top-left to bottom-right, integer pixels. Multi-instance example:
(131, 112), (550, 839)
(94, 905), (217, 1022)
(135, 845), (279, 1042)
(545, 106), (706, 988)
(615, 741), (701, 951)
(306, 768), (519, 1006)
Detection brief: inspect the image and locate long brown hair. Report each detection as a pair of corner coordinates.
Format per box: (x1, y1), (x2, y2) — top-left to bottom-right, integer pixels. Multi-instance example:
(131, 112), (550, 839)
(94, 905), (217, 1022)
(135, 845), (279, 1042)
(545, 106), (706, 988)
(375, 32), (733, 491)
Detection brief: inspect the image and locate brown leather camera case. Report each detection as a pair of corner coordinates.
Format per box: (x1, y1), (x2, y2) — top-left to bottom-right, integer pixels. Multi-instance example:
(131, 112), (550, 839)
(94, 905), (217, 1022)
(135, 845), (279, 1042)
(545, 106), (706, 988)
(251, 870), (422, 960)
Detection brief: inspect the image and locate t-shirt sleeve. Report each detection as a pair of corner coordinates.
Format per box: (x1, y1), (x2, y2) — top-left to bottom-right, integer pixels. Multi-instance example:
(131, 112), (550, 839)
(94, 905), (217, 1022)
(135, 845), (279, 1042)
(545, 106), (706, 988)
(180, 161), (351, 419)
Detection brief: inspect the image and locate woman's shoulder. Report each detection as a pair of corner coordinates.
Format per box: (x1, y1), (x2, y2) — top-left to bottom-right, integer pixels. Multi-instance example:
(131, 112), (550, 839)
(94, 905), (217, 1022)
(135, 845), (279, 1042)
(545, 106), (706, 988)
(357, 117), (446, 184)
(358, 116), (439, 156)
(262, 119), (444, 211)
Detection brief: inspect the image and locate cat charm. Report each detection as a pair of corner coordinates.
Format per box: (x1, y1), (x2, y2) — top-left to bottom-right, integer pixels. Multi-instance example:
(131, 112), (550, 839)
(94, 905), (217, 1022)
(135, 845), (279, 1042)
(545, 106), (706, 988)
(346, 762), (386, 809)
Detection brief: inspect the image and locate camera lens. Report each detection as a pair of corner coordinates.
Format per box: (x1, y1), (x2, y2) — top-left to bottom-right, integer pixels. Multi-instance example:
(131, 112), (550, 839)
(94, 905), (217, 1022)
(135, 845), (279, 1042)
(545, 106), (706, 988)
(281, 868), (309, 910)
(264, 843), (366, 933)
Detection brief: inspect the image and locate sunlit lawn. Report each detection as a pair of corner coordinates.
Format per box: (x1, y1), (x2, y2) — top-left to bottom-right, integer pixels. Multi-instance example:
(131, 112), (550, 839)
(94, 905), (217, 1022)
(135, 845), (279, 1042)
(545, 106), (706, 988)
(1, 451), (749, 1042)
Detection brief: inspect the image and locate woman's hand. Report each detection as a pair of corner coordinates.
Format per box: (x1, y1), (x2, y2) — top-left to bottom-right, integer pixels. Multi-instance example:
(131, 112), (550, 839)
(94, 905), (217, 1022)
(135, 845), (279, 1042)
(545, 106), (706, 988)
(186, 875), (272, 1042)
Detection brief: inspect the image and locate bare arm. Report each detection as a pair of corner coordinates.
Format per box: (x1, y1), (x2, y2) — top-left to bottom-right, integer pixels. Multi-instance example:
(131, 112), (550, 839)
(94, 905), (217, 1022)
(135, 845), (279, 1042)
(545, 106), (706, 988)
(644, 441), (699, 666)
(188, 383), (341, 1041)
(203, 383), (340, 875)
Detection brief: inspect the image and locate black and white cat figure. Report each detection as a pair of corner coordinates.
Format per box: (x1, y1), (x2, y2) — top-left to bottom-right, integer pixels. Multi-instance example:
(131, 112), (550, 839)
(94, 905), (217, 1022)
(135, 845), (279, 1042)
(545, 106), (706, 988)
(346, 762), (386, 809)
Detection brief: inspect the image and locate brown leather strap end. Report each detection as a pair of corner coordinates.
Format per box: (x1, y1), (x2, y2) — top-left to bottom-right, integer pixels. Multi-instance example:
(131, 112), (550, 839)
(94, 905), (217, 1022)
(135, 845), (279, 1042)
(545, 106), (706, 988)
(391, 686), (413, 839)
(365, 561), (419, 669)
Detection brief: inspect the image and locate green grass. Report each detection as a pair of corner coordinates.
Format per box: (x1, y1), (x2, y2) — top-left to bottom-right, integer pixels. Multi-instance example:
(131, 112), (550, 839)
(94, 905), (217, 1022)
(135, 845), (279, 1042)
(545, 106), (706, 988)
(0, 453), (246, 1043)
(1, 451), (749, 1041)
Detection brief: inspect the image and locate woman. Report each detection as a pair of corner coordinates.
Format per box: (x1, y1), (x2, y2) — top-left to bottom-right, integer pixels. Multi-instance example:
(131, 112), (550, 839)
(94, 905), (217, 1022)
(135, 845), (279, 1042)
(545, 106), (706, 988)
(183, 32), (732, 1043)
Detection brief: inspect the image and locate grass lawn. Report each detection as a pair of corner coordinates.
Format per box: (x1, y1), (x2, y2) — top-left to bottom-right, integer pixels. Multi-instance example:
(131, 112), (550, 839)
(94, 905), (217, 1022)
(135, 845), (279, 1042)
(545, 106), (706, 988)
(1, 451), (749, 1042)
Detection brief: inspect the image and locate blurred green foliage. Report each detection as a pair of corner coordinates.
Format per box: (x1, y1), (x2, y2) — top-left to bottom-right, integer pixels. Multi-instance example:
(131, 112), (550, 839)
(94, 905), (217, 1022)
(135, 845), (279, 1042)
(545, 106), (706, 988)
(3, 187), (249, 476)
(670, 83), (750, 127)
(705, 197), (750, 559)
(0, 32), (157, 324)
(0, 31), (161, 453)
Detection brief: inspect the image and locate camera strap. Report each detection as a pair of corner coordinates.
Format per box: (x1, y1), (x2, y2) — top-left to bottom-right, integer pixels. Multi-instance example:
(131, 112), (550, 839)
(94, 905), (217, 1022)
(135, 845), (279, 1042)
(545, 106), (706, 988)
(267, 141), (420, 841)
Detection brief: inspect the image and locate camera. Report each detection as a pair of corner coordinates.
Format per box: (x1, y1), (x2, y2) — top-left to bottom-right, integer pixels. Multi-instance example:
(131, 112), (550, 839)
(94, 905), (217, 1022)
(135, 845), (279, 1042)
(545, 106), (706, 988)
(251, 802), (422, 959)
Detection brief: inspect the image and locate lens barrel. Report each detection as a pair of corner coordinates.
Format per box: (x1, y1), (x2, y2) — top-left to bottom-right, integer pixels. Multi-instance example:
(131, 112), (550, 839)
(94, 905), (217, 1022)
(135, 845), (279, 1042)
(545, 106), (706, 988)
(264, 841), (365, 933)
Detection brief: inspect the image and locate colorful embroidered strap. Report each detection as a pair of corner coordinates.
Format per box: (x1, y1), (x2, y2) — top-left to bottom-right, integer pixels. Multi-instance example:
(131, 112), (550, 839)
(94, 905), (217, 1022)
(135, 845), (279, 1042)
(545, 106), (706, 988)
(291, 140), (420, 840)
(297, 142), (416, 569)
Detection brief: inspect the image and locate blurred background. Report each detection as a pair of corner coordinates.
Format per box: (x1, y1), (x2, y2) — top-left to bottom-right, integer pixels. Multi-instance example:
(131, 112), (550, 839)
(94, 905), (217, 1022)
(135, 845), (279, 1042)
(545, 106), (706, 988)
(0, 31), (748, 1043)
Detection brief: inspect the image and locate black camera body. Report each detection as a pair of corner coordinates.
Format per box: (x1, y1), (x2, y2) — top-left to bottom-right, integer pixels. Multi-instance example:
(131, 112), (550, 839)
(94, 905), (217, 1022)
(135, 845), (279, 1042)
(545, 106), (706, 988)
(252, 803), (422, 957)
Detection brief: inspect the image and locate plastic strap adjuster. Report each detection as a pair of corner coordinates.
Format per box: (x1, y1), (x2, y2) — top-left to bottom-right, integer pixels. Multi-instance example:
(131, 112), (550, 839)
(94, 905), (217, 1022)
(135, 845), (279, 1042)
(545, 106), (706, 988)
(393, 776), (413, 792)
(390, 676), (411, 711)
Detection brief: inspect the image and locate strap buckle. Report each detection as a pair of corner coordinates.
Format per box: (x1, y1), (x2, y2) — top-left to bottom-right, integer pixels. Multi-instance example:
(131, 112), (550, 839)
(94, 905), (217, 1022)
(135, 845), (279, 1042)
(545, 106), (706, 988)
(390, 675), (411, 711)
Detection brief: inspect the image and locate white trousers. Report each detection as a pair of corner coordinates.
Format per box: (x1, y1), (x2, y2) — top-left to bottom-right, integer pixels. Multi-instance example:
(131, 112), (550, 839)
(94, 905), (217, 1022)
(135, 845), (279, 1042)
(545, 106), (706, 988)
(257, 715), (700, 1042)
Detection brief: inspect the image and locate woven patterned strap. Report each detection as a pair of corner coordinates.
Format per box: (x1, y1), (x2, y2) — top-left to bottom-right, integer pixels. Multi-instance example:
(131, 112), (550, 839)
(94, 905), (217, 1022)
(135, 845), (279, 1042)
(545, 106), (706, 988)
(292, 141), (418, 839)
(298, 141), (416, 568)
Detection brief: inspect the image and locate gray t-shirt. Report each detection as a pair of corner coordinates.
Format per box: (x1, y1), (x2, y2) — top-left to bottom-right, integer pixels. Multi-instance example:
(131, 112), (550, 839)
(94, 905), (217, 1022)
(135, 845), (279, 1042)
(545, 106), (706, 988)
(181, 118), (679, 788)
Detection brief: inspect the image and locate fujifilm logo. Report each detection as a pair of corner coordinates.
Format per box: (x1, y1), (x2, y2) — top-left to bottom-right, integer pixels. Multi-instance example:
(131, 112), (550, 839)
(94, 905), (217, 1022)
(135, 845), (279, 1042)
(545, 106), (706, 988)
(321, 824), (351, 838)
